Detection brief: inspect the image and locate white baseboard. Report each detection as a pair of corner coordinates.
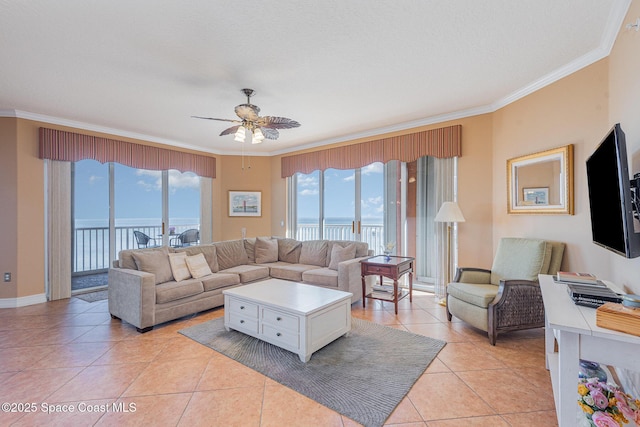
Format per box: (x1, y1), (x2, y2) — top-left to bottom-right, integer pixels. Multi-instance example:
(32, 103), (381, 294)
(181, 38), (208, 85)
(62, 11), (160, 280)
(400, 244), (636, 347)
(0, 293), (47, 308)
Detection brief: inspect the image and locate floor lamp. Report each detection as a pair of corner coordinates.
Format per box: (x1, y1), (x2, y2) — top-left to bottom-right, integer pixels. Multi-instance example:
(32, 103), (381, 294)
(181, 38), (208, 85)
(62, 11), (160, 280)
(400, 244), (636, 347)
(434, 201), (466, 306)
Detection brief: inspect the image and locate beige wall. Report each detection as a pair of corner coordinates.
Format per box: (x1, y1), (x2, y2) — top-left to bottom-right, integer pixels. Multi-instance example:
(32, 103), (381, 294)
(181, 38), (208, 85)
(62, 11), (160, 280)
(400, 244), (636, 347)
(492, 58), (610, 277)
(607, 0), (640, 294)
(0, 118), (18, 299)
(216, 155), (274, 241)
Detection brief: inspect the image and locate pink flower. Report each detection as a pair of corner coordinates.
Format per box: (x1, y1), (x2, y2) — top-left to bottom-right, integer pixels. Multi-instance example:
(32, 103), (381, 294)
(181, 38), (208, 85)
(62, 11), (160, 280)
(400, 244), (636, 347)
(591, 411), (619, 427)
(590, 389), (609, 410)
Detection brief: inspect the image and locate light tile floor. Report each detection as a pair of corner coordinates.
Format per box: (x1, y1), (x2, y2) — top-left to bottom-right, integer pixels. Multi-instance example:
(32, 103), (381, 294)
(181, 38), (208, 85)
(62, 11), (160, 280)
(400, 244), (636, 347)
(0, 291), (558, 426)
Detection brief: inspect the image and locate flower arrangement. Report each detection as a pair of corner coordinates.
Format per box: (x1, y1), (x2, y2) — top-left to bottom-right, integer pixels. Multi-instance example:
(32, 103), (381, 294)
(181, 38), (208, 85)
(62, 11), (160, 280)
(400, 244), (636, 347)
(578, 377), (640, 427)
(383, 242), (396, 252)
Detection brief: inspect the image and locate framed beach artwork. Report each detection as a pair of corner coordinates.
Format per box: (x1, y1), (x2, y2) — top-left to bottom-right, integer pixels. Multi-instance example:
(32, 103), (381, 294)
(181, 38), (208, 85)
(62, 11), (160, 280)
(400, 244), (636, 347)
(522, 187), (549, 205)
(229, 191), (262, 217)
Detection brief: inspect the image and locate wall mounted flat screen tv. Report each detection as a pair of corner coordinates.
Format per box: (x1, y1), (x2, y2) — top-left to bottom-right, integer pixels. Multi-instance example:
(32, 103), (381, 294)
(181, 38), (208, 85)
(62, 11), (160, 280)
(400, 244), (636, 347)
(586, 123), (640, 258)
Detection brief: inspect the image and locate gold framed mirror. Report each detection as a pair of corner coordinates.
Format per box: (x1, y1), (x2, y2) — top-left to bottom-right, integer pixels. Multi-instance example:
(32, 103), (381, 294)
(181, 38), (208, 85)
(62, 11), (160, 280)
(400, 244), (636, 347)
(507, 144), (574, 215)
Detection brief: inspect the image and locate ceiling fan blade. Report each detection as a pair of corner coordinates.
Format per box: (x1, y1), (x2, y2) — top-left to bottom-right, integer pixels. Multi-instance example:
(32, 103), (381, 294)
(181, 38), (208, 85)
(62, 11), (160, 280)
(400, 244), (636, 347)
(257, 116), (301, 129)
(191, 116), (240, 124)
(219, 125), (241, 136)
(234, 104), (260, 121)
(260, 127), (279, 140)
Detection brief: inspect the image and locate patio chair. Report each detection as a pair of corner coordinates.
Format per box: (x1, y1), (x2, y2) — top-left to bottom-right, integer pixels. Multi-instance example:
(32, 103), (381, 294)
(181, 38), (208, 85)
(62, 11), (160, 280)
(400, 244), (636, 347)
(170, 229), (200, 247)
(446, 237), (565, 345)
(133, 231), (159, 249)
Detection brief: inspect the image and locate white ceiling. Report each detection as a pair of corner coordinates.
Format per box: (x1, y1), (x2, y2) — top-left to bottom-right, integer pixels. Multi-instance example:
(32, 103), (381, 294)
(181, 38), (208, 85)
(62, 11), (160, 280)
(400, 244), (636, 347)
(0, 0), (631, 156)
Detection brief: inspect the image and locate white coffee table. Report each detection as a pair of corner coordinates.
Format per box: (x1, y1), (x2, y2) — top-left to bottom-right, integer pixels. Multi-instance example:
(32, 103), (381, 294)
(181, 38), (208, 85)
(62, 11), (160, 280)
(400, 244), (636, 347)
(223, 279), (352, 362)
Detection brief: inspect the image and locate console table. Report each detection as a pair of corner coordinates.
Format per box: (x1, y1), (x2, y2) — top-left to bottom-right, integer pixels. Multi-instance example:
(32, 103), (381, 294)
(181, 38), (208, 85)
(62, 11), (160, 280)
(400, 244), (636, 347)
(539, 274), (640, 426)
(361, 255), (414, 314)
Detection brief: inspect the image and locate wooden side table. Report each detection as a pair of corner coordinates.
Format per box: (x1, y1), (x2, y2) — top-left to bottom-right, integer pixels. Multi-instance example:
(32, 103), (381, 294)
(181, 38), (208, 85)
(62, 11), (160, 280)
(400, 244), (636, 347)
(361, 255), (414, 314)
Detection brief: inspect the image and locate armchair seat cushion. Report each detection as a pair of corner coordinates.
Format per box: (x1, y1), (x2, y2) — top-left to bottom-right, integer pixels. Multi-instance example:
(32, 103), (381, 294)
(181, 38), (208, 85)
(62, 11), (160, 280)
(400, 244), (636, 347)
(447, 282), (498, 308)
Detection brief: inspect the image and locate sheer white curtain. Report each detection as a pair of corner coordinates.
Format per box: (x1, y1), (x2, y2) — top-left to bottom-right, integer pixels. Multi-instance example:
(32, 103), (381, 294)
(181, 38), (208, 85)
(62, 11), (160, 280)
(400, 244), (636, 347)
(46, 160), (72, 300)
(433, 157), (457, 301)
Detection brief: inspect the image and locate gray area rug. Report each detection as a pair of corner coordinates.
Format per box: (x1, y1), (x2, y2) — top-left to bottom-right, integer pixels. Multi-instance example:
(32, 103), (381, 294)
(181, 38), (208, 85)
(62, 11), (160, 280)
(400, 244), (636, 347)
(180, 317), (446, 427)
(74, 290), (108, 303)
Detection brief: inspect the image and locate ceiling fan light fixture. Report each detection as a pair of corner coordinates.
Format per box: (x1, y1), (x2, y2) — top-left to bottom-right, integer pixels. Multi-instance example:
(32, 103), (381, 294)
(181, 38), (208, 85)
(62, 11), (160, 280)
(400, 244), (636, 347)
(234, 126), (246, 142)
(253, 128), (265, 140)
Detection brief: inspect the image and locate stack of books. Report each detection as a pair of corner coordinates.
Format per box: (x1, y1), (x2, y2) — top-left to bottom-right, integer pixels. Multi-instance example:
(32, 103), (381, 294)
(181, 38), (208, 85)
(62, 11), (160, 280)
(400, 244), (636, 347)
(556, 271), (602, 286)
(556, 271), (622, 308)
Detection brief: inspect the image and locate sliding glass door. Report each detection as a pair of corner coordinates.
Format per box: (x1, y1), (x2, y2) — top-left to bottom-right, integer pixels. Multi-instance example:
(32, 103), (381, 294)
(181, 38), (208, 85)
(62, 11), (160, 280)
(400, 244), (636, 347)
(72, 162), (201, 292)
(291, 163), (386, 249)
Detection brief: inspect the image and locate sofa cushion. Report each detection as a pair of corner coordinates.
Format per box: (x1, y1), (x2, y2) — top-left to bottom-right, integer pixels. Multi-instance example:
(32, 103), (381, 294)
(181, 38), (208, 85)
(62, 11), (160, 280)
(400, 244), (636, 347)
(277, 238), (302, 263)
(200, 273), (241, 292)
(185, 253), (213, 279)
(255, 237), (279, 264)
(299, 240), (328, 267)
(243, 238), (256, 263)
(327, 241), (368, 267)
(447, 282), (498, 308)
(119, 246), (174, 270)
(302, 268), (338, 288)
(328, 243), (356, 270)
(219, 264), (270, 283)
(131, 247), (173, 285)
(215, 240), (249, 270)
(270, 264), (322, 282)
(168, 252), (191, 282)
(155, 279), (204, 304)
(175, 245), (219, 273)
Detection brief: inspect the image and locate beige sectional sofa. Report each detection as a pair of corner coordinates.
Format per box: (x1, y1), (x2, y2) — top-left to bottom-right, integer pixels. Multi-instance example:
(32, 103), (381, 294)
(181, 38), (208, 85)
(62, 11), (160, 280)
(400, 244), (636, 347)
(108, 237), (373, 332)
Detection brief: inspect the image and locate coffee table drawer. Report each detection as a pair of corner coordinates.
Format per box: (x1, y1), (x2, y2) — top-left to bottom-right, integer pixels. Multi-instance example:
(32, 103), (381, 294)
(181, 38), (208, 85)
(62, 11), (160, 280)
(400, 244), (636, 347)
(262, 324), (299, 348)
(262, 308), (299, 332)
(228, 313), (258, 334)
(228, 298), (258, 318)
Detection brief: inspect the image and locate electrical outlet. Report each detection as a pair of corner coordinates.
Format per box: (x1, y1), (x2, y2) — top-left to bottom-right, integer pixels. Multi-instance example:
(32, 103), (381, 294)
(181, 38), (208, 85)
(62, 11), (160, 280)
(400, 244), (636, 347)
(241, 228), (246, 238)
(4, 272), (11, 282)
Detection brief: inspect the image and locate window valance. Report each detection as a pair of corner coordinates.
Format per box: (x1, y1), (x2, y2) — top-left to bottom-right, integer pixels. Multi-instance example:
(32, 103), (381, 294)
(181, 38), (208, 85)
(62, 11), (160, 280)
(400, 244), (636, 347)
(38, 127), (216, 178)
(281, 125), (461, 178)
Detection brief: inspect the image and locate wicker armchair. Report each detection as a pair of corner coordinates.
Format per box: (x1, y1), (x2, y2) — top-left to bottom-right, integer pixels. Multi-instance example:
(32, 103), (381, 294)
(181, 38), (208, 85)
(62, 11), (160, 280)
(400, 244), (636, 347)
(446, 238), (565, 345)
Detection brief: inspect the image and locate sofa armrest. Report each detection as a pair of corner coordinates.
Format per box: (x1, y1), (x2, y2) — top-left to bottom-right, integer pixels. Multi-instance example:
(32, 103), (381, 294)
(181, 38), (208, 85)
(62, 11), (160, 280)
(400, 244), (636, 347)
(108, 268), (156, 330)
(453, 267), (491, 284)
(337, 256), (372, 303)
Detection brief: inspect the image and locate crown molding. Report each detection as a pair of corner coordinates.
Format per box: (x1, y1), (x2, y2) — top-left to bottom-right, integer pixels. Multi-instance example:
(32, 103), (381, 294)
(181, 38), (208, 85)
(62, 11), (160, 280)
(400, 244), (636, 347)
(266, 104), (494, 156)
(0, 109), (223, 155)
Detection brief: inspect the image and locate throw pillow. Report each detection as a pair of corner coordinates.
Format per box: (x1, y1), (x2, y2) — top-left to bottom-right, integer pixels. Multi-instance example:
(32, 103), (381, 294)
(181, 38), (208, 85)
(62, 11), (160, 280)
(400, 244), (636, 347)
(328, 243), (356, 270)
(255, 237), (278, 264)
(168, 252), (191, 282)
(277, 238), (302, 263)
(215, 239), (249, 270)
(131, 247), (173, 285)
(175, 245), (219, 272)
(185, 253), (213, 279)
(244, 238), (256, 263)
(299, 240), (329, 267)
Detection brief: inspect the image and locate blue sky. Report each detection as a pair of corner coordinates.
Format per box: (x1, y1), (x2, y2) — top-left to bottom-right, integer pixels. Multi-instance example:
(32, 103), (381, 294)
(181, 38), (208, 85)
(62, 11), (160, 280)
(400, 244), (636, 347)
(74, 160), (200, 223)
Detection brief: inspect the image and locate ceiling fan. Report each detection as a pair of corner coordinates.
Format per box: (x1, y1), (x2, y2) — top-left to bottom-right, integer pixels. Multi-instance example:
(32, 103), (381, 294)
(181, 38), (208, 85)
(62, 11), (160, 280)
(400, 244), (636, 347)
(192, 88), (300, 144)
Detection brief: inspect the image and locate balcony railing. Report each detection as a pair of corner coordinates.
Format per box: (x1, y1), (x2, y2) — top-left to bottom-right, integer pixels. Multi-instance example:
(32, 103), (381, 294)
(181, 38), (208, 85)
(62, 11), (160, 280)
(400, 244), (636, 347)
(73, 223), (384, 275)
(296, 224), (384, 254)
(73, 224), (198, 274)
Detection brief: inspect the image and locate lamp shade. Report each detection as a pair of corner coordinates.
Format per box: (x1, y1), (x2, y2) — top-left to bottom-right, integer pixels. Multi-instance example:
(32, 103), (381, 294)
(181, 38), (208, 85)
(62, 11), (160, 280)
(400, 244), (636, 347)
(434, 201), (466, 223)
